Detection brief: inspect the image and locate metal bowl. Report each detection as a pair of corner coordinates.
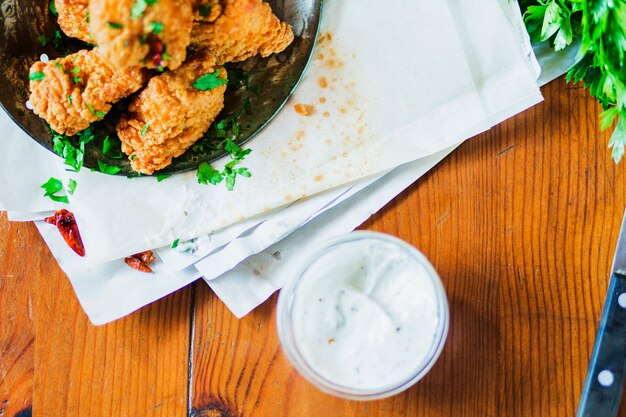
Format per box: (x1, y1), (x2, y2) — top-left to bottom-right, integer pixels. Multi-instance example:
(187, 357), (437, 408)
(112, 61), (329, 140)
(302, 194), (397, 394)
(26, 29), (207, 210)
(0, 0), (320, 176)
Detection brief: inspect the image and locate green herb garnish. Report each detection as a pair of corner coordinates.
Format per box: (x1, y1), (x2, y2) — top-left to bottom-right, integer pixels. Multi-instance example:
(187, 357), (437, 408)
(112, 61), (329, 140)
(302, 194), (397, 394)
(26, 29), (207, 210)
(41, 177), (68, 203)
(193, 70), (228, 91)
(196, 139), (251, 191)
(67, 178), (77, 195)
(150, 21), (164, 34)
(29, 72), (45, 81)
(199, 4), (211, 17)
(521, 0), (626, 162)
(37, 34), (50, 47)
(140, 123), (150, 135)
(108, 21), (123, 29)
(171, 238), (180, 248)
(49, 0), (57, 16)
(102, 135), (124, 159)
(131, 0), (158, 19)
(156, 173), (171, 182)
(97, 160), (122, 175)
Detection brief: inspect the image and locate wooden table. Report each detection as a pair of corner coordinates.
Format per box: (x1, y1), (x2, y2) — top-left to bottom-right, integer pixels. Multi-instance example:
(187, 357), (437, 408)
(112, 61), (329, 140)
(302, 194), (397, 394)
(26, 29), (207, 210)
(2, 77), (626, 417)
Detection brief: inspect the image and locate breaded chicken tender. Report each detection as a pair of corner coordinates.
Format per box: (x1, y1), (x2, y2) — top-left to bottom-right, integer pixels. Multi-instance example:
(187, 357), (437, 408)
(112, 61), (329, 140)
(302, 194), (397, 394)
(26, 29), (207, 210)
(190, 0), (294, 65)
(117, 55), (226, 174)
(56, 0), (95, 44)
(29, 49), (147, 136)
(89, 0), (193, 70)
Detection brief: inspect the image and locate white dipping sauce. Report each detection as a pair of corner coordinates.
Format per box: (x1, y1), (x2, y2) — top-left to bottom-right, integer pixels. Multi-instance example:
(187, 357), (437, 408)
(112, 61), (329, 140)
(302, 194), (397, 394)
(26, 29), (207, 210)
(291, 238), (442, 391)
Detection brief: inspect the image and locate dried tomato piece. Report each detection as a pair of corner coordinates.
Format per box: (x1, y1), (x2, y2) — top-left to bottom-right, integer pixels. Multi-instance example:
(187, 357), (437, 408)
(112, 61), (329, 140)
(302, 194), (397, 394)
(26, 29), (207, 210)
(124, 250), (155, 273)
(148, 36), (165, 67)
(44, 209), (86, 257)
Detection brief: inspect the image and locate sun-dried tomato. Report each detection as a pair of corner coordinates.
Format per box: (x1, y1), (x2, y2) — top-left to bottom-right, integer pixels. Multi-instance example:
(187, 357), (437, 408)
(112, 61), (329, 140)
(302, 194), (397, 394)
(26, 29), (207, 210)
(149, 37), (165, 67)
(124, 250), (155, 273)
(44, 209), (86, 257)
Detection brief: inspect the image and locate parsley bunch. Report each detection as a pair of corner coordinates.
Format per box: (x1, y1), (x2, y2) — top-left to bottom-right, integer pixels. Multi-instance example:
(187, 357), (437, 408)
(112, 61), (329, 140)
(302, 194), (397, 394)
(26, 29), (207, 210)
(521, 0), (626, 162)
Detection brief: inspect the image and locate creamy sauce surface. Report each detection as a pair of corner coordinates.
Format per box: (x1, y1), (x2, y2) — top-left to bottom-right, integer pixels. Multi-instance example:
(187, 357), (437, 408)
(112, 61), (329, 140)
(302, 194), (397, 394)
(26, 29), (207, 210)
(292, 239), (441, 391)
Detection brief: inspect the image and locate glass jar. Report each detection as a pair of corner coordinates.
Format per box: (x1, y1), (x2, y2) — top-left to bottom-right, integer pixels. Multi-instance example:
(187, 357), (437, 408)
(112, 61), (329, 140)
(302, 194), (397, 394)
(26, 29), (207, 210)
(277, 231), (449, 400)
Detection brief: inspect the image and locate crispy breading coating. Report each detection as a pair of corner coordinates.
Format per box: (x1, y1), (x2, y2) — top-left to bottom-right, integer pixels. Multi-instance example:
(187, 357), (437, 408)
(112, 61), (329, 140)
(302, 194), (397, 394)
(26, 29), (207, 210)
(55, 0), (95, 44)
(190, 0), (294, 65)
(89, 0), (194, 70)
(117, 55), (226, 174)
(29, 49), (147, 136)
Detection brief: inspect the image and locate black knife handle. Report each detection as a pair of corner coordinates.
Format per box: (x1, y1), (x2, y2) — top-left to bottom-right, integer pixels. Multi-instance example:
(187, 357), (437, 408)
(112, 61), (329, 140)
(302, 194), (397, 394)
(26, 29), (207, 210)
(576, 273), (626, 417)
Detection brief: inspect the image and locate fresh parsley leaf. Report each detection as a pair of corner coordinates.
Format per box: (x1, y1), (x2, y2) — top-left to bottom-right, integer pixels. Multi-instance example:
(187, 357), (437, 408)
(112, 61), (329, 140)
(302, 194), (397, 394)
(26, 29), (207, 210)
(193, 70), (228, 91)
(199, 4), (211, 17)
(197, 162), (223, 185)
(171, 238), (180, 248)
(29, 72), (45, 81)
(522, 0), (626, 162)
(108, 21), (123, 29)
(49, 0), (57, 16)
(162, 52), (172, 61)
(68, 95), (72, 104)
(41, 177), (68, 203)
(150, 21), (164, 34)
(71, 67), (80, 74)
(67, 178), (77, 195)
(156, 173), (171, 182)
(37, 34), (50, 47)
(97, 160), (122, 175)
(141, 123), (149, 135)
(131, 0), (157, 19)
(102, 135), (124, 159)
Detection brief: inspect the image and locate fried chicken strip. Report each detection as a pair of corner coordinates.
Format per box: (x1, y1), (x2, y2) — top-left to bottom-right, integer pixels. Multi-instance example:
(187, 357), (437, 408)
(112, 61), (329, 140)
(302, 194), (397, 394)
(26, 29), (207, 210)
(55, 0), (95, 44)
(117, 55), (226, 174)
(89, 0), (194, 70)
(29, 49), (148, 136)
(190, 0), (294, 65)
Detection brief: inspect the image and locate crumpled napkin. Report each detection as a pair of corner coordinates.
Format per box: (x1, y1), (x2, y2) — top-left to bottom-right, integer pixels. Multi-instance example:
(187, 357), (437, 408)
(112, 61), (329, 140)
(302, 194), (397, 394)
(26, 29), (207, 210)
(0, 0), (555, 324)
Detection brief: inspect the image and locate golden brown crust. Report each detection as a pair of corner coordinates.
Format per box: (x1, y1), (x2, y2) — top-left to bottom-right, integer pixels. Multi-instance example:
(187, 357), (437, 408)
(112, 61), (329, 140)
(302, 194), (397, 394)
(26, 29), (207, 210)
(89, 0), (194, 70)
(56, 0), (95, 44)
(190, 0), (294, 65)
(117, 55), (226, 174)
(29, 49), (148, 136)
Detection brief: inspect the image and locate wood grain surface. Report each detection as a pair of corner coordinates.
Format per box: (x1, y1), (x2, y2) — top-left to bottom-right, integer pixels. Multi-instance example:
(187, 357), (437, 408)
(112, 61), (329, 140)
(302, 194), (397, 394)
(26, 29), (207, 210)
(2, 77), (626, 417)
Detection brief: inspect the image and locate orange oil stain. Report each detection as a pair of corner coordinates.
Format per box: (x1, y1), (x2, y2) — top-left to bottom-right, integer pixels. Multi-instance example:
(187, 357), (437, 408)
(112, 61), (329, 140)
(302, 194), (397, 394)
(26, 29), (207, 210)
(294, 103), (314, 116)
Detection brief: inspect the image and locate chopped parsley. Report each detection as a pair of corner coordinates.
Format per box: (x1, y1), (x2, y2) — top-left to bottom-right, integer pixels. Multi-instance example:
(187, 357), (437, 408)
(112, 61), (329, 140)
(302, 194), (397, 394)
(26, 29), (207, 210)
(193, 70), (228, 91)
(140, 123), (150, 135)
(97, 160), (122, 175)
(150, 21), (164, 34)
(67, 178), (77, 195)
(73, 77), (82, 83)
(29, 72), (45, 81)
(68, 95), (72, 104)
(131, 0), (158, 19)
(196, 139), (252, 191)
(54, 62), (63, 71)
(49, 0), (57, 16)
(156, 173), (171, 182)
(162, 52), (172, 61)
(171, 238), (180, 249)
(108, 21), (123, 29)
(102, 135), (124, 159)
(41, 177), (68, 203)
(71, 67), (80, 74)
(52, 127), (95, 172)
(37, 34), (50, 47)
(199, 4), (211, 18)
